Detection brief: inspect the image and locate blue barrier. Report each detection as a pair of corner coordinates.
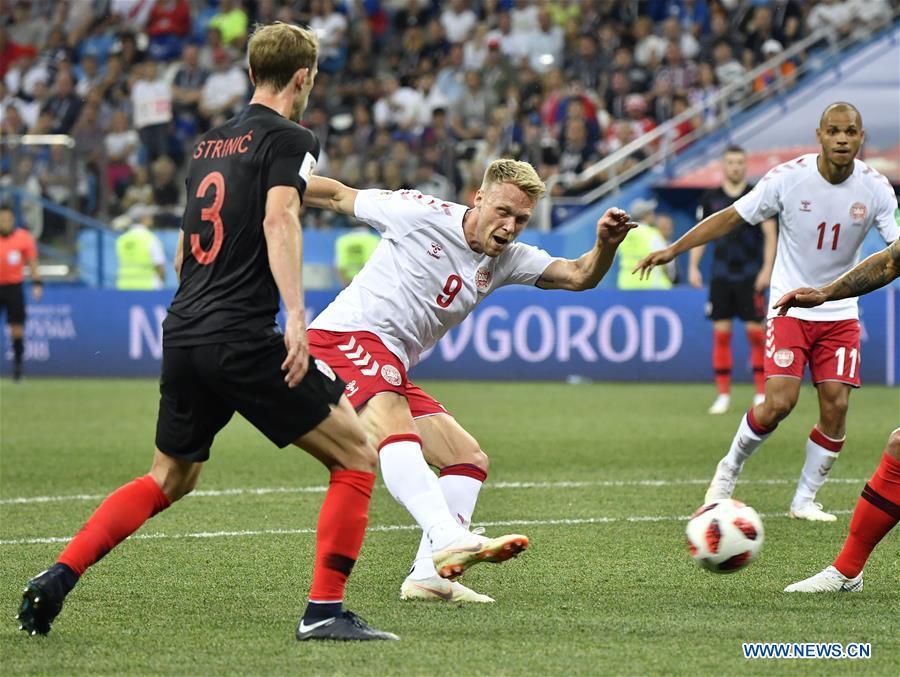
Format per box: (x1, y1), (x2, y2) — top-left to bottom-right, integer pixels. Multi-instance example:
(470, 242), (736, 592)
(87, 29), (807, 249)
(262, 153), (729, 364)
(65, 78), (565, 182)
(2, 286), (896, 384)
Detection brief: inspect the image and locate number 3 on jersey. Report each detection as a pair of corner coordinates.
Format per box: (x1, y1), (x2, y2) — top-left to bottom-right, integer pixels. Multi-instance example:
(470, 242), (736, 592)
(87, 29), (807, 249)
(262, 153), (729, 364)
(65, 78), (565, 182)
(191, 171), (225, 265)
(436, 274), (462, 308)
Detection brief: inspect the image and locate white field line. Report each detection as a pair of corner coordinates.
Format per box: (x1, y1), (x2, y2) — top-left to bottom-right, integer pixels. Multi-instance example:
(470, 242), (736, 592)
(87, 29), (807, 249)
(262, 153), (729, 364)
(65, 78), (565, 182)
(0, 510), (854, 546)
(0, 477), (868, 507)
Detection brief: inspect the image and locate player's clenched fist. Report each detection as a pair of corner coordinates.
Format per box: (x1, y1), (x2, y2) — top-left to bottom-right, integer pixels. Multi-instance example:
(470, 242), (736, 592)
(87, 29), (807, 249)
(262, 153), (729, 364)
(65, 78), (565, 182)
(597, 208), (638, 246)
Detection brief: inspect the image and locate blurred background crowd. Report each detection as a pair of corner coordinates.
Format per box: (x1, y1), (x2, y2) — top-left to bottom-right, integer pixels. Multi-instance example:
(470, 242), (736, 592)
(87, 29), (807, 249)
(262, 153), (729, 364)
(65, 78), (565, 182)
(1, 0), (894, 234)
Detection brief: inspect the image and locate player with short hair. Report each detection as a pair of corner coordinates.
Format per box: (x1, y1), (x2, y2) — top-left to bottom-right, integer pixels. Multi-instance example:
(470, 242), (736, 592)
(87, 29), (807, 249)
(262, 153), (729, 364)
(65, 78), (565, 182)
(0, 204), (42, 381)
(688, 146), (777, 415)
(775, 239), (900, 591)
(304, 159), (636, 602)
(635, 102), (899, 521)
(18, 22), (398, 642)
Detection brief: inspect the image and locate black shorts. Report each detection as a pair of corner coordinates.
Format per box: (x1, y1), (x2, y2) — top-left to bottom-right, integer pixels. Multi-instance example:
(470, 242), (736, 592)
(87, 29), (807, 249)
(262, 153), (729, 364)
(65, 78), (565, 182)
(706, 277), (766, 323)
(0, 283), (26, 325)
(155, 333), (345, 462)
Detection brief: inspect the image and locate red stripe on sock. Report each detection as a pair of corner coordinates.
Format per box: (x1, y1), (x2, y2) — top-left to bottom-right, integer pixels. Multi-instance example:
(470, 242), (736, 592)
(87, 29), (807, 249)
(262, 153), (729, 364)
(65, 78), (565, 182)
(309, 470), (375, 601)
(712, 331), (732, 395)
(809, 427), (845, 453)
(747, 327), (765, 395)
(57, 475), (170, 576)
(377, 433), (422, 451)
(746, 407), (776, 436)
(439, 463), (488, 483)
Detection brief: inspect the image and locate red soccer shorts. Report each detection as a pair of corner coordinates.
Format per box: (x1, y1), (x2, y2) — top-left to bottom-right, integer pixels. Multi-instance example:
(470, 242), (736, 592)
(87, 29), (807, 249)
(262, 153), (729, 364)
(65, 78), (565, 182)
(308, 329), (449, 417)
(764, 317), (861, 387)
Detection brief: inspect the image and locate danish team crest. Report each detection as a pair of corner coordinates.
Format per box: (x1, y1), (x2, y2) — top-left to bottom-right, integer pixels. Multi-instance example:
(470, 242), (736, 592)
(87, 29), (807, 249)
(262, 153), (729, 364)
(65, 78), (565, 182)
(381, 364), (402, 386)
(773, 349), (794, 368)
(850, 202), (867, 224)
(475, 266), (492, 292)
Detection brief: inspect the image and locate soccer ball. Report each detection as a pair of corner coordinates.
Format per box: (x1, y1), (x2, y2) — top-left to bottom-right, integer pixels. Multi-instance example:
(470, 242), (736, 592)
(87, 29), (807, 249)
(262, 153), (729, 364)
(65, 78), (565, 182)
(685, 499), (764, 573)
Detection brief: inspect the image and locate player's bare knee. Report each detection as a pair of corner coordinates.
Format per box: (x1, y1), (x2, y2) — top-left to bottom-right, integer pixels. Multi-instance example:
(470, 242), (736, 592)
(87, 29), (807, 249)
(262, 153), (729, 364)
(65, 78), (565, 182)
(764, 393), (796, 421)
(886, 429), (900, 460)
(469, 447), (490, 473)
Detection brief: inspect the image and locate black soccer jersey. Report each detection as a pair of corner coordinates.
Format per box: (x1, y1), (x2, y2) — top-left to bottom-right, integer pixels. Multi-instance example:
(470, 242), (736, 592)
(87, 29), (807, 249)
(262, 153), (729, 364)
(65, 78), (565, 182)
(697, 185), (765, 282)
(163, 104), (319, 346)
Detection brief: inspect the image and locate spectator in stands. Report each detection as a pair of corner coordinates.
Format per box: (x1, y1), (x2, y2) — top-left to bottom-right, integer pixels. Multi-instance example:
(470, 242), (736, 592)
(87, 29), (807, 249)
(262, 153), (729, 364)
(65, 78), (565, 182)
(171, 44), (207, 140)
(753, 40), (797, 94)
(451, 70), (494, 141)
(43, 70), (81, 134)
(440, 0), (477, 45)
(663, 16), (700, 61)
(115, 204), (166, 290)
(310, 0), (348, 73)
(553, 117), (603, 197)
(511, 0), (540, 34)
(700, 11), (741, 62)
(712, 40), (748, 102)
(617, 198), (673, 290)
(373, 74), (423, 132)
(199, 48), (247, 128)
(528, 8), (565, 74)
(565, 34), (603, 93)
(146, 0), (191, 62)
(104, 109), (139, 197)
(75, 54), (103, 99)
(150, 156), (181, 227)
(208, 0), (248, 49)
(131, 59), (173, 164)
(633, 15), (666, 68)
(434, 43), (466, 104)
(120, 165), (153, 212)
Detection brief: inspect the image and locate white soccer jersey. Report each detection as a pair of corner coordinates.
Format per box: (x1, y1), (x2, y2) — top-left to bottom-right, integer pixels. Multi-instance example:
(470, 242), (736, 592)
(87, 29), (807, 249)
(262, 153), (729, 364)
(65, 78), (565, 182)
(310, 189), (559, 369)
(734, 154), (899, 321)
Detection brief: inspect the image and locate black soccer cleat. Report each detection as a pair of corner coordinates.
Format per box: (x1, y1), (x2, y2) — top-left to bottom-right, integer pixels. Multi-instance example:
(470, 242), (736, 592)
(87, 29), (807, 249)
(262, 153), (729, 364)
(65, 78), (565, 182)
(296, 610), (400, 642)
(16, 564), (75, 636)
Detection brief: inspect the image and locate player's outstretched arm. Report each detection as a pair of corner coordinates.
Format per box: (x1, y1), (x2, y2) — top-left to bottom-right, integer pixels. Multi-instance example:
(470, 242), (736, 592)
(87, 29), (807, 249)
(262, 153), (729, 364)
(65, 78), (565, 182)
(303, 176), (359, 216)
(633, 205), (745, 280)
(537, 208), (637, 291)
(774, 239), (900, 314)
(755, 218), (777, 292)
(264, 185), (308, 387)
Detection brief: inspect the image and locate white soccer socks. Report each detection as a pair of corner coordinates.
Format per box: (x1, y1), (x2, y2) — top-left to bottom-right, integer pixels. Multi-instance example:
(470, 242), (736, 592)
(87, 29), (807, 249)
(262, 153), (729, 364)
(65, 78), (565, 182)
(377, 435), (468, 553)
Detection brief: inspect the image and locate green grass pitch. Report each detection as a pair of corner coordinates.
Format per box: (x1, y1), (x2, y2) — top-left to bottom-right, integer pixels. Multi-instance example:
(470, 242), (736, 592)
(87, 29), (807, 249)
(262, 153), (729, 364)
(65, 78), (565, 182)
(1, 378), (897, 675)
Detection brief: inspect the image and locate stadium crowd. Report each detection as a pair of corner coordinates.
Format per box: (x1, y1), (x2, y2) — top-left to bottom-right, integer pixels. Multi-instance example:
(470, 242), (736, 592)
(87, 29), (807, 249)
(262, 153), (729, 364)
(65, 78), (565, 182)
(1, 0), (894, 233)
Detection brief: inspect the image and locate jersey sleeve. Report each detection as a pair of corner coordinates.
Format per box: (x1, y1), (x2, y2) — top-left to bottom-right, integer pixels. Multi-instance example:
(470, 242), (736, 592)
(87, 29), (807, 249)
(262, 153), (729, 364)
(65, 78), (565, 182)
(495, 242), (559, 287)
(353, 189), (453, 238)
(733, 170), (781, 224)
(22, 232), (37, 262)
(872, 180), (900, 243)
(265, 127), (320, 201)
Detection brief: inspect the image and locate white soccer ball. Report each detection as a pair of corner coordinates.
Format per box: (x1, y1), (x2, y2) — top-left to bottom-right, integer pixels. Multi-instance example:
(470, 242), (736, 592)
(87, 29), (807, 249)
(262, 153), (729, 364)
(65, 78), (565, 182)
(685, 499), (764, 573)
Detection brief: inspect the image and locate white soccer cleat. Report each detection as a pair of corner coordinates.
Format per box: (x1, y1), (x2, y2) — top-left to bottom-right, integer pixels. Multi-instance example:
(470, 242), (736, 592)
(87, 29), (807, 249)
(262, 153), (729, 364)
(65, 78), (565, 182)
(704, 458), (741, 503)
(708, 394), (731, 415)
(784, 566), (862, 593)
(752, 393), (766, 407)
(789, 501), (837, 522)
(432, 532), (528, 581)
(400, 575), (494, 603)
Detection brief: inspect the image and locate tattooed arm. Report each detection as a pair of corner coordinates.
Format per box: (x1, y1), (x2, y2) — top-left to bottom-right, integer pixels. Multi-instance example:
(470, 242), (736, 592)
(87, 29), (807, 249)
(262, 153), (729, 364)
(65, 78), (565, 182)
(774, 239), (900, 314)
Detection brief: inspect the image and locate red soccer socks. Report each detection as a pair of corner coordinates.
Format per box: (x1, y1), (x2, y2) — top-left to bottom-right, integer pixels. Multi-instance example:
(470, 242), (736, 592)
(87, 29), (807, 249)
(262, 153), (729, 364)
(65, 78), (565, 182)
(308, 469), (375, 602)
(833, 453), (900, 578)
(57, 474), (171, 576)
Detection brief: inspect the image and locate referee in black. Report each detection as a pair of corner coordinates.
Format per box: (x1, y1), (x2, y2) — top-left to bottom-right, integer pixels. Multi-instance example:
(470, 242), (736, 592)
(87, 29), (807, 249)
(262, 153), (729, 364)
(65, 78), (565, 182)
(688, 145), (777, 415)
(18, 23), (397, 642)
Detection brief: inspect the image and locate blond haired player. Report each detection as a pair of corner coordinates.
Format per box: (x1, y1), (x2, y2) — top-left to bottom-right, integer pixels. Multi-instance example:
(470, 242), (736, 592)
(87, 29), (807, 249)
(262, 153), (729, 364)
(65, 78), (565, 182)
(305, 159), (636, 602)
(635, 102), (899, 521)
